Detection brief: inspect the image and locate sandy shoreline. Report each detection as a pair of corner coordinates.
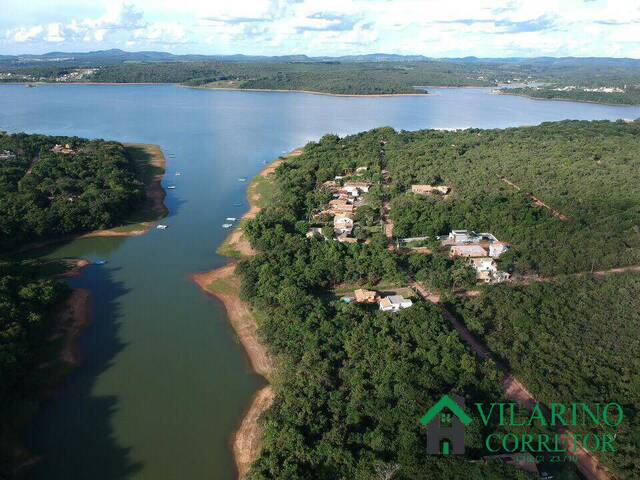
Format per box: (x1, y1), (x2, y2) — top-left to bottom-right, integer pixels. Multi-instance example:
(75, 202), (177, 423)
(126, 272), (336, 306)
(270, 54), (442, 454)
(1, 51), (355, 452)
(186, 85), (431, 97)
(192, 148), (301, 478)
(12, 143), (167, 254)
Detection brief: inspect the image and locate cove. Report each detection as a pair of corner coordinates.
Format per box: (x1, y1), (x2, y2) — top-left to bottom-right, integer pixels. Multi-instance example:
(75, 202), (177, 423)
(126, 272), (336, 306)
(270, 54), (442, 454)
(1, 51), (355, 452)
(0, 84), (638, 480)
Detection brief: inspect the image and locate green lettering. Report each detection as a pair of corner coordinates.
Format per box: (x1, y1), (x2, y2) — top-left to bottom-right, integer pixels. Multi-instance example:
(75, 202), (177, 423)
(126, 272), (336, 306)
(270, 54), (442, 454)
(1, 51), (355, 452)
(509, 403), (526, 426)
(503, 433), (519, 453)
(603, 403), (624, 427)
(537, 433), (551, 452)
(527, 404), (547, 427)
(475, 403), (497, 426)
(579, 403), (601, 426)
(485, 434), (501, 452)
(550, 403), (567, 426)
(601, 434), (616, 452)
(519, 434), (534, 452)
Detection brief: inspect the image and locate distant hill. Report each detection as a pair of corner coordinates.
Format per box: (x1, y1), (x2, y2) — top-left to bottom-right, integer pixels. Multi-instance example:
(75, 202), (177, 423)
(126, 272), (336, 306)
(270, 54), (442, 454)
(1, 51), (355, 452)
(2, 48), (638, 68)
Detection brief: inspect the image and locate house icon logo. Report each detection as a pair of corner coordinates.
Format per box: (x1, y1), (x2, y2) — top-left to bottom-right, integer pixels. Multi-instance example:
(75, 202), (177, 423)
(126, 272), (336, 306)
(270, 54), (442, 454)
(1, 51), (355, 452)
(420, 394), (471, 455)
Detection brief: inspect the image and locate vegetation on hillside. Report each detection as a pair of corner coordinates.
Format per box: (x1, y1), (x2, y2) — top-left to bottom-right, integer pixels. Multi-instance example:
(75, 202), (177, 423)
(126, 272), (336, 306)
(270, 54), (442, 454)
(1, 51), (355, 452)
(0, 262), (69, 476)
(502, 86), (640, 105)
(2, 57), (639, 101)
(0, 132), (146, 250)
(451, 273), (640, 478)
(231, 120), (640, 478)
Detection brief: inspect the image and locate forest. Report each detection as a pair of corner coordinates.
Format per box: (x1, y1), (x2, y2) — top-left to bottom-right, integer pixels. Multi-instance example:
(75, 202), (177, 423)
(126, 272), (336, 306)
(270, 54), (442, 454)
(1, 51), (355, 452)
(0, 261), (68, 476)
(0, 132), (145, 250)
(234, 120), (640, 478)
(450, 273), (640, 479)
(502, 86), (640, 105)
(2, 56), (639, 100)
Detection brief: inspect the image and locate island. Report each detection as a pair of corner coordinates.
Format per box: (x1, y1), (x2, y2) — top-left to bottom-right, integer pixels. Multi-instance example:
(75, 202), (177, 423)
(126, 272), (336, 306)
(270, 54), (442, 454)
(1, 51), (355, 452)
(0, 133), (166, 476)
(200, 120), (639, 479)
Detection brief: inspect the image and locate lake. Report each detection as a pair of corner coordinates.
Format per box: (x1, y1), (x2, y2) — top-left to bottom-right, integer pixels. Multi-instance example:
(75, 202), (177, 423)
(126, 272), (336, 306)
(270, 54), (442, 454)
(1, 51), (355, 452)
(0, 84), (638, 480)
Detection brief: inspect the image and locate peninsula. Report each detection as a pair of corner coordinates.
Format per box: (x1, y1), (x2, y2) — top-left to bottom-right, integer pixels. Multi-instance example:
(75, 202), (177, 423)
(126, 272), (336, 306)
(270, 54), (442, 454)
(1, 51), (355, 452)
(209, 120), (639, 479)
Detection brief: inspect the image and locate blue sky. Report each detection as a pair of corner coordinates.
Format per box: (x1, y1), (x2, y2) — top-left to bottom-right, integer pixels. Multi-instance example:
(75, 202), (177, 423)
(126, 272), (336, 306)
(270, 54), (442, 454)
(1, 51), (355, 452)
(1, 0), (639, 57)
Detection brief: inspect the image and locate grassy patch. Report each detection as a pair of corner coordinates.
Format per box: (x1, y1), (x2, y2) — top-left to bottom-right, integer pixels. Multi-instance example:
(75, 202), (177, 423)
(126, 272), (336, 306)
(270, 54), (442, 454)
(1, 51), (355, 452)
(248, 173), (279, 210)
(121, 143), (167, 227)
(207, 275), (240, 296)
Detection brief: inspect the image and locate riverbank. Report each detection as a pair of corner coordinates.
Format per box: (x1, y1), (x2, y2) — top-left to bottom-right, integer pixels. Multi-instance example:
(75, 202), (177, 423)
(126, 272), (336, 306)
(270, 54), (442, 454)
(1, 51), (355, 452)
(192, 148), (301, 478)
(186, 84), (431, 98)
(83, 143), (168, 237)
(494, 88), (640, 107)
(12, 143), (167, 253)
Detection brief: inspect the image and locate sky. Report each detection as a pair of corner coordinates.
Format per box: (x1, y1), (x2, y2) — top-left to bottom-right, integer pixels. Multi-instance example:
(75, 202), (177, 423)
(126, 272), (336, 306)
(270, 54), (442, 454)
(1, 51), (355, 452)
(1, 0), (639, 58)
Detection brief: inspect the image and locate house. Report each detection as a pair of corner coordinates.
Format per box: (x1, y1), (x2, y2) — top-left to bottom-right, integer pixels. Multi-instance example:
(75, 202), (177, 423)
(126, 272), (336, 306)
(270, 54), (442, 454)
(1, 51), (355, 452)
(379, 295), (413, 312)
(52, 143), (75, 154)
(411, 184), (451, 195)
(489, 242), (509, 258)
(450, 244), (488, 258)
(306, 227), (326, 239)
(448, 230), (473, 243)
(470, 257), (497, 283)
(0, 150), (15, 161)
(329, 198), (354, 209)
(355, 289), (378, 303)
(334, 215), (354, 235)
(343, 181), (371, 196)
(470, 257), (510, 284)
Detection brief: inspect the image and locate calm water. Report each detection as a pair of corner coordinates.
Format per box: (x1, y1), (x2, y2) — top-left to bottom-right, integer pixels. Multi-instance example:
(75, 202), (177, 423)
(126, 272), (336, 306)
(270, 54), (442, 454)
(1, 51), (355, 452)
(0, 85), (638, 480)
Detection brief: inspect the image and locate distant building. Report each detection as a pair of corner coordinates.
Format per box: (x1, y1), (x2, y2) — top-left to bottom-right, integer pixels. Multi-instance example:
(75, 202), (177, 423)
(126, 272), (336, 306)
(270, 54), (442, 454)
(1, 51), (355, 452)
(471, 257), (497, 283)
(51, 143), (75, 154)
(379, 295), (413, 312)
(411, 184), (451, 195)
(343, 181), (371, 196)
(450, 245), (488, 258)
(470, 257), (510, 284)
(448, 230), (473, 243)
(489, 242), (509, 258)
(334, 215), (354, 235)
(0, 150), (16, 161)
(306, 227), (326, 239)
(354, 289), (378, 303)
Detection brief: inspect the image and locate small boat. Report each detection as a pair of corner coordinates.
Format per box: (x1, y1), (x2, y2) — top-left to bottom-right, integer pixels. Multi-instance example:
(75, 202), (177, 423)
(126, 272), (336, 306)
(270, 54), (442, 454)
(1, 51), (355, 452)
(222, 223), (233, 229)
(93, 260), (108, 265)
(237, 177), (247, 182)
(175, 172), (182, 176)
(232, 202), (243, 207)
(167, 185), (176, 189)
(226, 217), (237, 221)
(156, 224), (168, 230)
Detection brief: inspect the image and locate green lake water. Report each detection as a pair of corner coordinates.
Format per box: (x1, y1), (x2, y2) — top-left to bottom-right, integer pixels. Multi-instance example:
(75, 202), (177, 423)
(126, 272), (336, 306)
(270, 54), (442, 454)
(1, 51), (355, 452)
(0, 84), (638, 479)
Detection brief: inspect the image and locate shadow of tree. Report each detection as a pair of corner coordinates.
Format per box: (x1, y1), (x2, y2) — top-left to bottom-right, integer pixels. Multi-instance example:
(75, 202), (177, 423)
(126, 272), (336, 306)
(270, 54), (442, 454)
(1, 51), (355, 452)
(24, 265), (143, 480)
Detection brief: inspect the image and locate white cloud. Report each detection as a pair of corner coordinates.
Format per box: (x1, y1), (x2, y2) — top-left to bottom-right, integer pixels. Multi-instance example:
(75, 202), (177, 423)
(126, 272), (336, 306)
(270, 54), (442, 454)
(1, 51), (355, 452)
(2, 0), (640, 57)
(7, 25), (44, 42)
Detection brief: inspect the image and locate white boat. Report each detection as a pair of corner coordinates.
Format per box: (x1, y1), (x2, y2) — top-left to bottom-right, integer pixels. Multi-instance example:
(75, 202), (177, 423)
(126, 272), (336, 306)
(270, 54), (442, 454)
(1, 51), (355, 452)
(222, 223), (233, 229)
(156, 224), (168, 230)
(238, 177), (247, 182)
(226, 217), (237, 221)
(167, 185), (176, 189)
(175, 172), (182, 176)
